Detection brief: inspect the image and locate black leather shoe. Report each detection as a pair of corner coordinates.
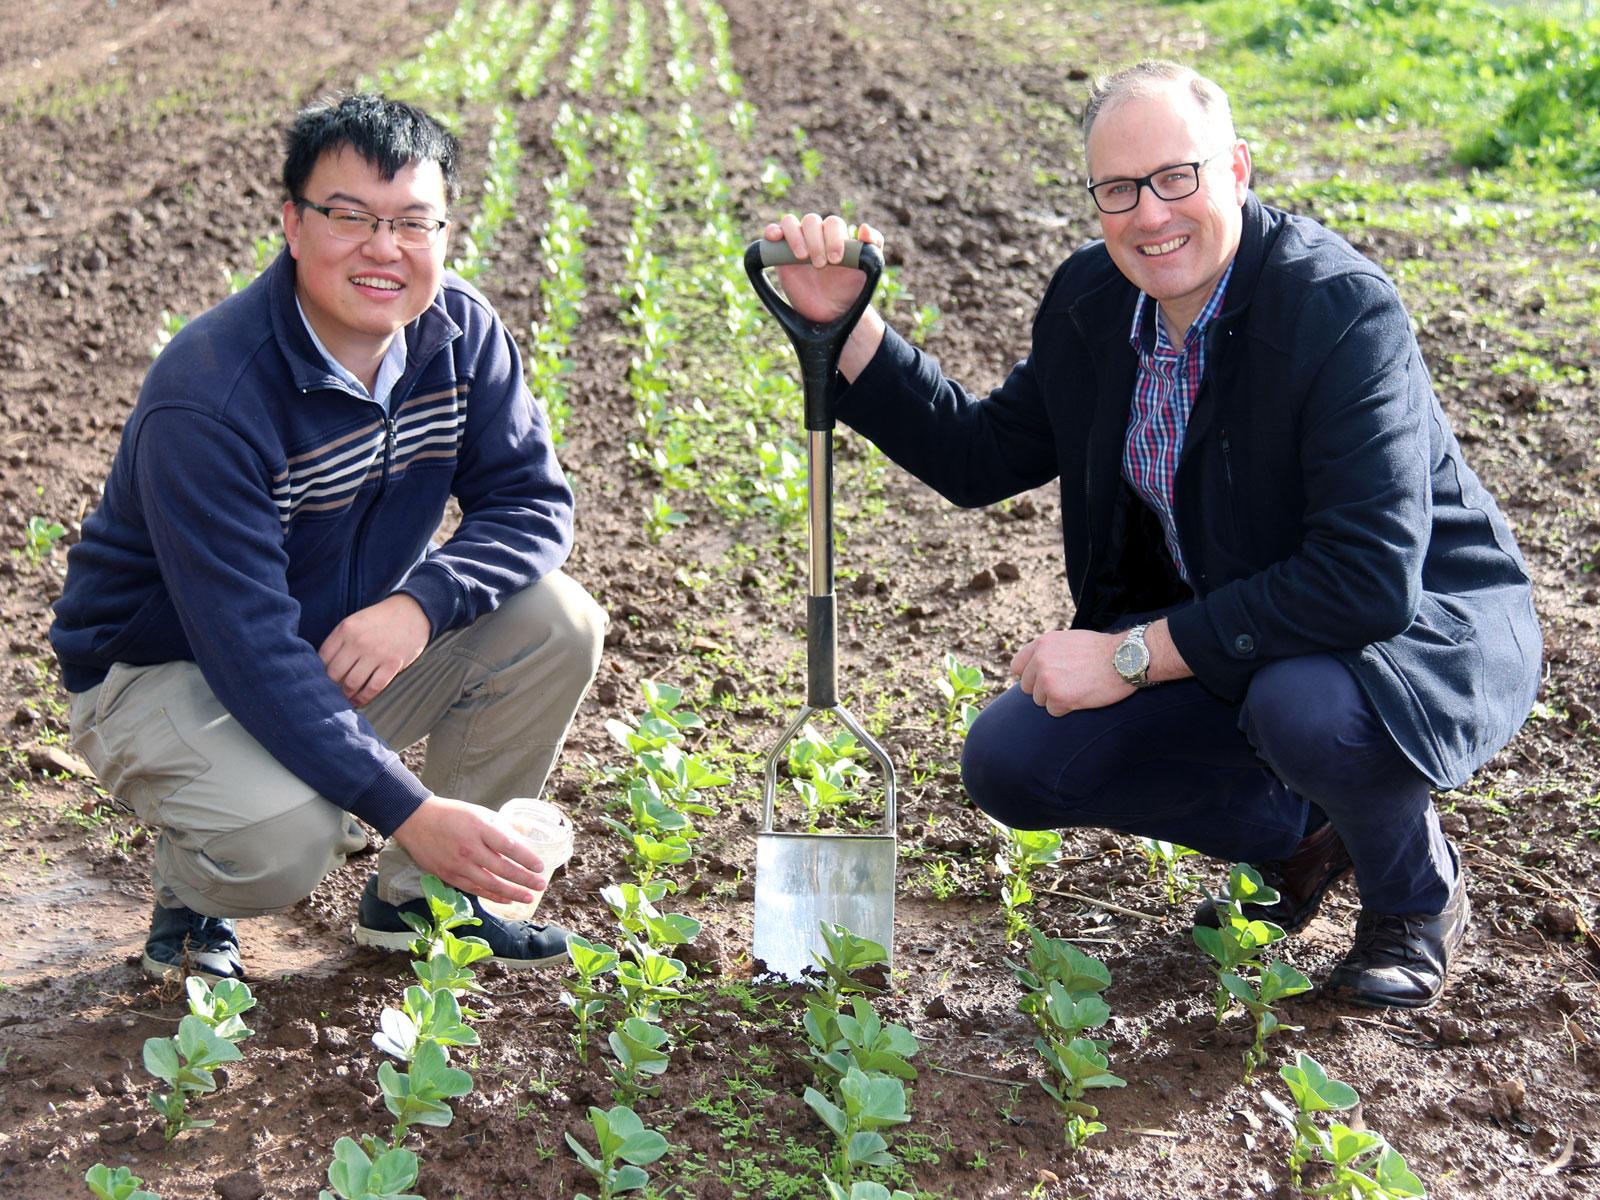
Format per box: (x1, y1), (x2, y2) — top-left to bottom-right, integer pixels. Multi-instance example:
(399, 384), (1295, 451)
(1193, 822), (1353, 934)
(1323, 866), (1470, 1010)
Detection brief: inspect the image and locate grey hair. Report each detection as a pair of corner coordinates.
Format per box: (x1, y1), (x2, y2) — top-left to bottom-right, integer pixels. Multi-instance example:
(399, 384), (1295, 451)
(1082, 60), (1236, 152)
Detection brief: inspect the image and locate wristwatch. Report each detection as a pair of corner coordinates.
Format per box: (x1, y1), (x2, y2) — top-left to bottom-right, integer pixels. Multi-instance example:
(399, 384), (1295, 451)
(1113, 623), (1154, 688)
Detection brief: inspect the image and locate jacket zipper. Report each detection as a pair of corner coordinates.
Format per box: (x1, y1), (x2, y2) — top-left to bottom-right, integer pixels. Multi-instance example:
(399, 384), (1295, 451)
(345, 409), (397, 610)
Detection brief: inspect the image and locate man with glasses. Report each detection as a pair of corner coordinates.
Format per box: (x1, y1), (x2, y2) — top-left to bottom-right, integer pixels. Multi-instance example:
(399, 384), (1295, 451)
(52, 94), (605, 982)
(764, 60), (1539, 1010)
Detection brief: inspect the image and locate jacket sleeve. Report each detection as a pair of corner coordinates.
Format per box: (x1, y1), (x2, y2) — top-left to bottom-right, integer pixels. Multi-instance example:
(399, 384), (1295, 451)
(1167, 272), (1432, 697)
(396, 313), (574, 635)
(134, 407), (431, 836)
(832, 267), (1072, 507)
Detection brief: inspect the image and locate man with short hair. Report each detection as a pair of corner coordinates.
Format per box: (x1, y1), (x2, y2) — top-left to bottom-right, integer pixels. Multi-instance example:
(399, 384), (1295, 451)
(765, 60), (1539, 1009)
(52, 94), (605, 982)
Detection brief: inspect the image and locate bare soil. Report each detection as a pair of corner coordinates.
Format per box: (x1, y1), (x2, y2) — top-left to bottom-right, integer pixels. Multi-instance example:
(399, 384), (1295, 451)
(1, 2), (1598, 1198)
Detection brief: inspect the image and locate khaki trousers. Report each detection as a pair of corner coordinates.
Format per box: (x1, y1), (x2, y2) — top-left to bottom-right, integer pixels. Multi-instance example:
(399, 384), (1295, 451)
(67, 570), (606, 917)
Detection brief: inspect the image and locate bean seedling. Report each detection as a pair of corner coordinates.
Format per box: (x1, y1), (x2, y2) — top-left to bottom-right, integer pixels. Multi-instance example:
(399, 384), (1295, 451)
(377, 1037), (473, 1147)
(1263, 1053), (1427, 1198)
(140, 976), (257, 1141)
(567, 1104), (669, 1200)
(1192, 864), (1312, 1078)
(805, 1065), (911, 1191)
(142, 1014), (245, 1141)
(318, 1137), (423, 1200)
(562, 933), (620, 1061)
(18, 515), (66, 566)
(1137, 838), (1200, 904)
(1008, 925), (1124, 1149)
(996, 826), (1062, 940)
(934, 653), (985, 733)
(84, 1164), (161, 1200)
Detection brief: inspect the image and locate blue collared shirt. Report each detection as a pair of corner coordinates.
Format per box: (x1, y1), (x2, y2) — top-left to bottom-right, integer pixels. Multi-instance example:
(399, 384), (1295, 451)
(296, 297), (408, 413)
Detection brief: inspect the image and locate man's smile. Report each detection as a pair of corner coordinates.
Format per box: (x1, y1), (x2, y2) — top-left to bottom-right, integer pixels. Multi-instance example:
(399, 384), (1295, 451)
(351, 274), (404, 292)
(1138, 235), (1190, 257)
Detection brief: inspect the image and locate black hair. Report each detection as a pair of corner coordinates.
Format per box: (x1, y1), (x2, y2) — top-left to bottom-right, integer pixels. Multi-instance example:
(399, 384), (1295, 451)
(282, 93), (462, 205)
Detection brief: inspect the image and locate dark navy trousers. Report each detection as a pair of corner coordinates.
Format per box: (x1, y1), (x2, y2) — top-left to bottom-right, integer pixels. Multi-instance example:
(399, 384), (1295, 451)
(961, 654), (1458, 915)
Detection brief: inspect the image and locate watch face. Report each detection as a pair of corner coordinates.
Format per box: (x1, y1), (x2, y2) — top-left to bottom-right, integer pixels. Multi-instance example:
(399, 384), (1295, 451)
(1113, 643), (1139, 681)
(1113, 638), (1147, 679)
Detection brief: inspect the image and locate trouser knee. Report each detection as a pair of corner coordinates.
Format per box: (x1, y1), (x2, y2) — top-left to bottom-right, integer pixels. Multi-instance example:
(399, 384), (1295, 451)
(960, 697), (1058, 831)
(500, 571), (607, 688)
(1241, 655), (1409, 805)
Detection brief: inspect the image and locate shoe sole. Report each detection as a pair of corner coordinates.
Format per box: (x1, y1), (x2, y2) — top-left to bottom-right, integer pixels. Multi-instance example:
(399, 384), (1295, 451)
(139, 952), (242, 986)
(1322, 984), (1444, 1011)
(350, 923), (567, 970)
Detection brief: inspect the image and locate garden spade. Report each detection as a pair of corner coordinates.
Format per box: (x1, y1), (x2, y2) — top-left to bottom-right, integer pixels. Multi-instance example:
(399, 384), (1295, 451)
(743, 237), (897, 981)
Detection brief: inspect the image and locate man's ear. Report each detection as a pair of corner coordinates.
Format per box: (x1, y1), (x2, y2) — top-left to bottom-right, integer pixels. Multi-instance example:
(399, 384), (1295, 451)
(1231, 139), (1253, 204)
(282, 200), (303, 260)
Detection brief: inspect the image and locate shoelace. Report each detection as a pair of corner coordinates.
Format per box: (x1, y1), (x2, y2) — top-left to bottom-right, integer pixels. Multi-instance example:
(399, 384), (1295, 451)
(1348, 912), (1427, 965)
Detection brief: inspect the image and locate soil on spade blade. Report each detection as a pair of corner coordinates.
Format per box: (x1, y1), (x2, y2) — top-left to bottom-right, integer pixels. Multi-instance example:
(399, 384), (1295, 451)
(1, 2), (1597, 1198)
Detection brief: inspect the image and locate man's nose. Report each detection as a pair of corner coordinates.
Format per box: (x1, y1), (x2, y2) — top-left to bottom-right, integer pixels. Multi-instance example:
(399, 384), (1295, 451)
(1131, 182), (1173, 226)
(363, 220), (405, 259)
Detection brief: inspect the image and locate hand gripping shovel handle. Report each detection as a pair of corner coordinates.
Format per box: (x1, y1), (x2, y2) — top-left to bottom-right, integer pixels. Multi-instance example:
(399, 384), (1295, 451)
(742, 238), (884, 430)
(745, 236), (895, 838)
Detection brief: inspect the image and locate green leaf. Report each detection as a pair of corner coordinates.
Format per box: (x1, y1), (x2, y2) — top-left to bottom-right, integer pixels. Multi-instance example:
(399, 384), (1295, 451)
(1279, 1053), (1358, 1113)
(420, 874), (477, 932)
(845, 1130), (893, 1168)
(1323, 1123), (1385, 1165)
(366, 1145), (422, 1197)
(1192, 923), (1227, 964)
(567, 934), (620, 977)
(326, 1137), (375, 1198)
(617, 1126), (669, 1166)
(1373, 1146), (1427, 1196)
(176, 1014), (243, 1069)
(85, 1164), (161, 1200)
(610, 1164), (650, 1193)
(804, 1086), (847, 1138)
(1222, 971), (1261, 1007)
(1259, 960), (1313, 1003)
(142, 1037), (181, 1085)
(409, 1040), (473, 1100)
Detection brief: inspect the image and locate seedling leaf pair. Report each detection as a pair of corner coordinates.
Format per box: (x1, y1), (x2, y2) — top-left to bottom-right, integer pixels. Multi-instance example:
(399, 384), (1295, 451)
(567, 1104), (668, 1199)
(373, 987), (479, 1062)
(318, 1136), (422, 1200)
(84, 1164), (160, 1200)
(143, 1014), (245, 1140)
(378, 1039), (472, 1143)
(806, 995), (920, 1083)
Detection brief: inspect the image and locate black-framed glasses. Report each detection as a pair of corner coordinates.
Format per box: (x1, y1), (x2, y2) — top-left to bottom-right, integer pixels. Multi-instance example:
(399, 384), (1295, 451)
(1085, 149), (1232, 214)
(295, 198), (449, 249)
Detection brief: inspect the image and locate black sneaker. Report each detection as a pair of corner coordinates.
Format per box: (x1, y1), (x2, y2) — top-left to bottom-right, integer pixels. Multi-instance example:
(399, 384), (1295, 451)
(351, 875), (571, 969)
(142, 904), (244, 983)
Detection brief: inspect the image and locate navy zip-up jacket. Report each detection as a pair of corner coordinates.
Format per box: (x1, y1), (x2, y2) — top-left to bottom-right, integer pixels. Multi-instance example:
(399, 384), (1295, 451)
(838, 195), (1540, 789)
(51, 250), (574, 835)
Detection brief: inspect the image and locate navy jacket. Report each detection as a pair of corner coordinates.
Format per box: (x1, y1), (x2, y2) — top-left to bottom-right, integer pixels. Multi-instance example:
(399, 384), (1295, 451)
(51, 251), (573, 835)
(838, 195), (1540, 788)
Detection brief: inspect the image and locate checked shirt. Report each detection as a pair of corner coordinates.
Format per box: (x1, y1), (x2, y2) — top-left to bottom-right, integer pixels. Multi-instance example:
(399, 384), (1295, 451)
(1122, 260), (1234, 585)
